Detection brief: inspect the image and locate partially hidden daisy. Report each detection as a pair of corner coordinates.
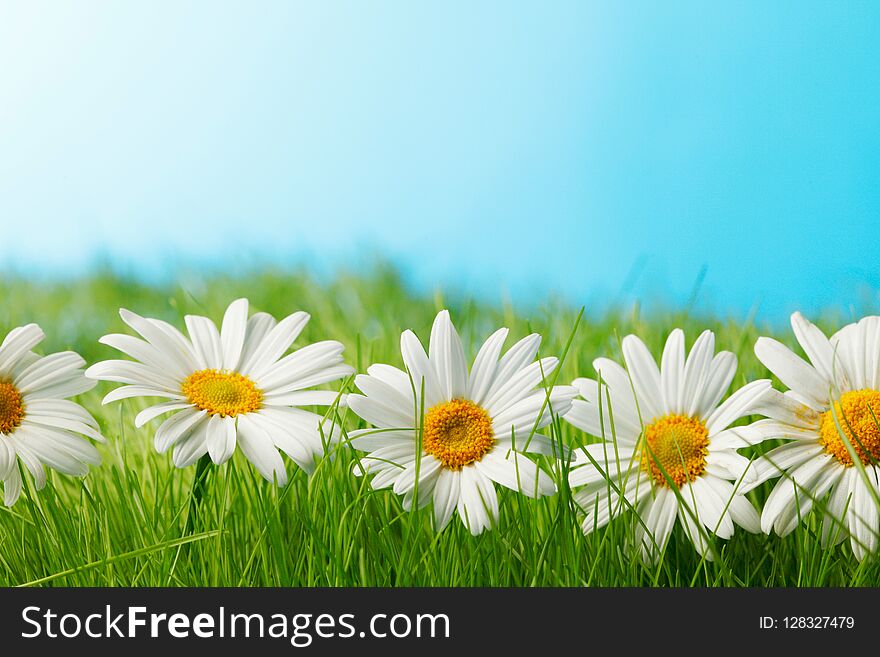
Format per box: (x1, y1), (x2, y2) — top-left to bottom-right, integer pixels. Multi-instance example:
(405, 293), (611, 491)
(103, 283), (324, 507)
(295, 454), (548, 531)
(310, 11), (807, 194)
(564, 329), (769, 561)
(347, 310), (576, 535)
(747, 312), (880, 559)
(86, 299), (353, 484)
(0, 324), (103, 506)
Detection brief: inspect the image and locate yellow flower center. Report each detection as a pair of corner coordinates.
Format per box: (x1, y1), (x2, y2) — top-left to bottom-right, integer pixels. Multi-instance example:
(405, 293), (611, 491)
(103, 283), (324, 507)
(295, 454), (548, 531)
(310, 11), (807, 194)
(819, 389), (880, 467)
(181, 369), (262, 417)
(423, 399), (495, 470)
(640, 414), (709, 488)
(0, 381), (25, 435)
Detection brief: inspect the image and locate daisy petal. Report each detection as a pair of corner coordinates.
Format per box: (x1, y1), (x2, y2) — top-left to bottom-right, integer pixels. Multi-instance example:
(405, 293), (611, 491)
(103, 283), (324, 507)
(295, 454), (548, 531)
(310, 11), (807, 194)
(13, 351), (85, 393)
(474, 450), (555, 498)
(220, 298), (249, 370)
(185, 315), (224, 370)
(236, 414), (288, 485)
(0, 324), (44, 373)
(483, 334), (541, 402)
(135, 402), (193, 428)
(118, 309), (198, 371)
(428, 310), (468, 400)
(790, 311), (836, 386)
(207, 414), (237, 465)
(705, 379), (771, 434)
(0, 439), (15, 480)
(754, 337), (830, 408)
(847, 471), (880, 560)
(660, 329), (685, 413)
(400, 329), (443, 407)
(433, 469), (461, 531)
(467, 328), (508, 406)
(457, 468), (493, 535)
(3, 466), (22, 507)
(243, 311), (310, 379)
(681, 331), (715, 417)
(155, 408), (207, 453)
(693, 351), (737, 420)
(621, 334), (663, 421)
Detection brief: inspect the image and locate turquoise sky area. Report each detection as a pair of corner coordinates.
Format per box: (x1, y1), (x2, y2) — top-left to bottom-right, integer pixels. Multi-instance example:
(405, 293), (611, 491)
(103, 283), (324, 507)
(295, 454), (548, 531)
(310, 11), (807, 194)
(1, 2), (878, 321)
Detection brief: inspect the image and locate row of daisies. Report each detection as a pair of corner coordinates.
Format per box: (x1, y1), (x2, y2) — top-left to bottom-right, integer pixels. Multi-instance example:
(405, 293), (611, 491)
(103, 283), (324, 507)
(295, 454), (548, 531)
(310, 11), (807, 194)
(0, 299), (877, 562)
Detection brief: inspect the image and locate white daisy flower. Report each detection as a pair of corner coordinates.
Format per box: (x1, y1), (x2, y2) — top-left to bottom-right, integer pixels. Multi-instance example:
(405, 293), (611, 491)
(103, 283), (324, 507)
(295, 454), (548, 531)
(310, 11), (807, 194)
(86, 299), (353, 484)
(347, 310), (576, 535)
(0, 324), (103, 506)
(564, 329), (769, 561)
(747, 312), (880, 559)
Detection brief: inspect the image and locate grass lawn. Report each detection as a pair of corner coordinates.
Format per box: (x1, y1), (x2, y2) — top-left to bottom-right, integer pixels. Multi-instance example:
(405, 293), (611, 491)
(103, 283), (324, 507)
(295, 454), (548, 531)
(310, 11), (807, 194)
(0, 265), (875, 586)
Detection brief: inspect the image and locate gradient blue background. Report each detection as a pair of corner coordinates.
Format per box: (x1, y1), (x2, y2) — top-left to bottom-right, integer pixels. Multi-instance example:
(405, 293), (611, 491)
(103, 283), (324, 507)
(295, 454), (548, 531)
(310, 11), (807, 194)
(1, 1), (878, 321)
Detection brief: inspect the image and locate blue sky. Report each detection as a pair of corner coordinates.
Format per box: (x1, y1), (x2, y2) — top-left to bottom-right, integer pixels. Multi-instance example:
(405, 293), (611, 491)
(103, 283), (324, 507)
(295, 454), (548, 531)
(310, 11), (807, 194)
(1, 1), (878, 321)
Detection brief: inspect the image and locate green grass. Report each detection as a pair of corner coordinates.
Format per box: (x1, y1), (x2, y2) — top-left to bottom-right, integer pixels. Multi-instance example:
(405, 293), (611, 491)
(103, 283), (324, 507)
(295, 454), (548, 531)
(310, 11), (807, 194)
(0, 264), (876, 587)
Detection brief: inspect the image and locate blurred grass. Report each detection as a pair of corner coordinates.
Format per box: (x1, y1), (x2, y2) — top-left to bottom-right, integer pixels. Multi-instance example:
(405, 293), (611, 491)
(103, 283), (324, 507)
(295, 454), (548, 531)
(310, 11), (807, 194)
(0, 264), (876, 586)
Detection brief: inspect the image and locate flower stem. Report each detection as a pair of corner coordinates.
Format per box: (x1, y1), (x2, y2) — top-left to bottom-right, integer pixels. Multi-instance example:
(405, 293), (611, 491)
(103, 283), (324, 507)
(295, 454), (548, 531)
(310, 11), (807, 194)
(184, 454), (213, 535)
